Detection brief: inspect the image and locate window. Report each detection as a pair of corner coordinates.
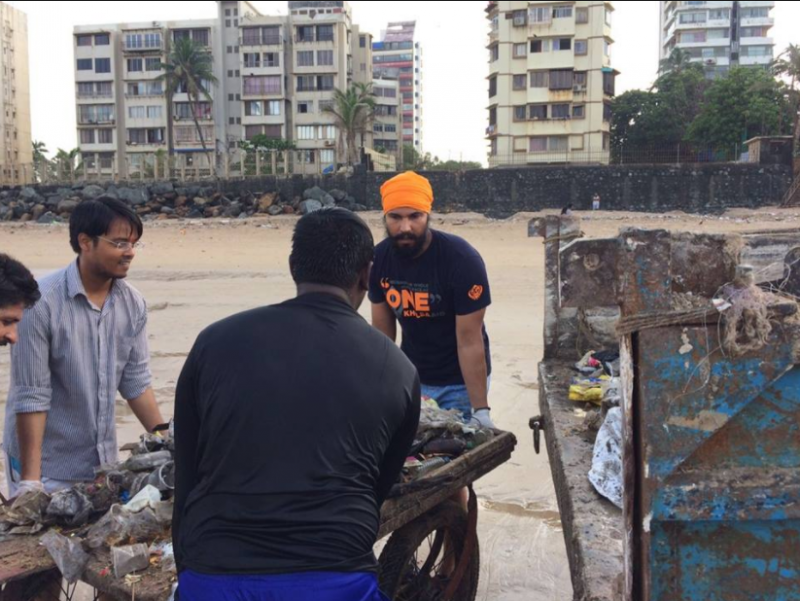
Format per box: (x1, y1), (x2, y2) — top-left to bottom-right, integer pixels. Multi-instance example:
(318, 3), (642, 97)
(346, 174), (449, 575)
(244, 75), (281, 95)
(127, 58), (143, 73)
(77, 82), (94, 97)
(575, 40), (588, 55)
(318, 75), (334, 91)
(742, 7), (769, 19)
(147, 128), (164, 144)
(147, 106), (162, 119)
(80, 129), (96, 144)
(531, 39), (548, 53)
(297, 125), (315, 140)
(175, 102), (211, 120)
(708, 29), (730, 39)
(513, 74), (527, 90)
(145, 33), (162, 49)
(319, 125), (336, 140)
(125, 34), (143, 49)
(553, 6), (573, 19)
(514, 43), (527, 58)
(77, 35), (93, 47)
(681, 12), (707, 24)
(603, 102), (612, 122)
(192, 30), (210, 46)
(573, 105), (585, 119)
(549, 70), (573, 90)
(529, 6), (552, 24)
(146, 58), (161, 72)
(489, 76), (497, 98)
(263, 27), (281, 45)
(317, 25), (334, 42)
(297, 75), (315, 92)
(245, 100), (263, 116)
(298, 150), (316, 164)
(321, 149), (335, 164)
(244, 53), (260, 68)
(243, 28), (261, 45)
(529, 104), (547, 120)
(552, 104), (570, 119)
(264, 125), (281, 138)
(297, 51), (314, 67)
(489, 107), (497, 127)
(576, 7), (589, 24)
(513, 105), (527, 121)
(95, 58), (111, 73)
(317, 50), (334, 66)
(98, 129), (113, 144)
(490, 45), (499, 62)
(128, 106), (146, 119)
(512, 10), (527, 27)
(529, 136), (547, 152)
(742, 45), (772, 57)
(680, 31), (707, 43)
(245, 125), (262, 140)
(128, 129), (146, 144)
(605, 8), (612, 26)
(264, 52), (280, 67)
(603, 71), (615, 96)
(385, 124), (397, 133)
(297, 26), (315, 43)
(530, 71), (548, 88)
(549, 136), (568, 152)
(553, 38), (572, 51)
(298, 101), (312, 114)
(95, 34), (110, 46)
(77, 59), (93, 71)
(267, 100), (281, 116)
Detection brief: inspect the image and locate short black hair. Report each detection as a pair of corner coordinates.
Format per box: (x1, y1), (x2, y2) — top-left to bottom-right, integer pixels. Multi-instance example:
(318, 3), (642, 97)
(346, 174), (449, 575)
(0, 254), (40, 310)
(69, 196), (144, 254)
(290, 208), (374, 290)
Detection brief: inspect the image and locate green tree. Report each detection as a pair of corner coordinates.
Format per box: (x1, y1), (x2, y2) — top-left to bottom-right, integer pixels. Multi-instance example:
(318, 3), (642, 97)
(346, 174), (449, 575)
(772, 44), (800, 157)
(658, 47), (694, 76)
(32, 140), (50, 183)
(237, 135), (296, 175)
(322, 82), (376, 166)
(688, 67), (790, 156)
(54, 148), (82, 180)
(158, 37), (218, 179)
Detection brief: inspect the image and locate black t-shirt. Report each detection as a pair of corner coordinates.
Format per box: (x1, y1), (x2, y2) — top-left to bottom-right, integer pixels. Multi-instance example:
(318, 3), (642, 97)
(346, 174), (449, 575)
(173, 293), (421, 576)
(369, 230), (492, 387)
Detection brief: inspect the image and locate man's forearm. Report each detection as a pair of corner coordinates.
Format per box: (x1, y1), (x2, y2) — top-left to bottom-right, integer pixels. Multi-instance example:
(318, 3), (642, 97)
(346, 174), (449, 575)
(16, 412), (47, 481)
(457, 342), (489, 411)
(127, 388), (165, 433)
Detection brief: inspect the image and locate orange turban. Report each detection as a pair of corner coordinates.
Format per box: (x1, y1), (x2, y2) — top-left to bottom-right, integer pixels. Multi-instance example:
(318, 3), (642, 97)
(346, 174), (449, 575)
(380, 171), (434, 215)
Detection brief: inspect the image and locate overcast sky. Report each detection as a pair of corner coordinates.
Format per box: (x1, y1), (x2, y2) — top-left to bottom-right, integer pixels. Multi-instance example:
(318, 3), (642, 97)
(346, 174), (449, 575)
(7, 0), (799, 165)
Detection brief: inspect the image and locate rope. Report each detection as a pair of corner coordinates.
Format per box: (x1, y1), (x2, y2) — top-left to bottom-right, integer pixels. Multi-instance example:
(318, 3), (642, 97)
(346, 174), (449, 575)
(617, 307), (719, 337)
(542, 231), (584, 245)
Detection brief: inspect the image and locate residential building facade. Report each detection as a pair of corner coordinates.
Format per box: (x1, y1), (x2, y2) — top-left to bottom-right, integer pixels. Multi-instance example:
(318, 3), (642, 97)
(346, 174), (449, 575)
(487, 1), (617, 167)
(0, 2), (32, 185)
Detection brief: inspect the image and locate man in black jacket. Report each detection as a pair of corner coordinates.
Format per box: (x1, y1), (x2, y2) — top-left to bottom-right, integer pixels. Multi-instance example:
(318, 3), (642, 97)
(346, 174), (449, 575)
(173, 208), (421, 601)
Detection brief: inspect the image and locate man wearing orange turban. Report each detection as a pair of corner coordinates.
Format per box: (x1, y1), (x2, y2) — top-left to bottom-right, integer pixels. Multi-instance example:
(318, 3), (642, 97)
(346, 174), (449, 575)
(369, 171), (495, 430)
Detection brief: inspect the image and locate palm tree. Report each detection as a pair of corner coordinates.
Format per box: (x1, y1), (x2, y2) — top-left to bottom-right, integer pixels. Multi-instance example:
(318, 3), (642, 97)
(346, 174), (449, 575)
(54, 148), (81, 181)
(322, 82), (376, 167)
(158, 37), (219, 179)
(659, 48), (694, 75)
(32, 140), (49, 183)
(772, 44), (800, 158)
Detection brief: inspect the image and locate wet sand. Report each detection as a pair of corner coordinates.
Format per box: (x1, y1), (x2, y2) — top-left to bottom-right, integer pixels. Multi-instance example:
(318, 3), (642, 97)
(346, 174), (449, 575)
(2, 207), (799, 599)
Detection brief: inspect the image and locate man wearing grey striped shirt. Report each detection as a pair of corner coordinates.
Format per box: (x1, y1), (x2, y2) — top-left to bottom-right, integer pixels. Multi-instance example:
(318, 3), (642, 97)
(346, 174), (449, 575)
(4, 196), (165, 499)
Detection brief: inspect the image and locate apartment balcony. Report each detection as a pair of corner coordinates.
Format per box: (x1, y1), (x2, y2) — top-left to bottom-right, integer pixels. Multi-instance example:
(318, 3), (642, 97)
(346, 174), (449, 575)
(77, 94), (115, 103)
(240, 34), (284, 48)
(740, 0), (774, 8)
(122, 41), (165, 54)
(486, 124), (497, 137)
(740, 55), (773, 66)
(741, 16), (775, 28)
(77, 118), (116, 127)
(488, 29), (499, 44)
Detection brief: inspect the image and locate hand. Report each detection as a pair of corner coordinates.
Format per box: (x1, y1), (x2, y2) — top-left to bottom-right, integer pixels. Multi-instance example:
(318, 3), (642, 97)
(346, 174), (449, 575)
(470, 408), (496, 430)
(16, 480), (45, 497)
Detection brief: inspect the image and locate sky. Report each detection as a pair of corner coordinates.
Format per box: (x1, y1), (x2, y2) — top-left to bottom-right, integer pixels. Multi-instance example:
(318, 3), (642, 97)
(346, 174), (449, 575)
(6, 0), (800, 166)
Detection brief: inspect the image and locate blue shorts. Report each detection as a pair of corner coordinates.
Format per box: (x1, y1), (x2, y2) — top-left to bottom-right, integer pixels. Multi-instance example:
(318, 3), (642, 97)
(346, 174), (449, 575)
(177, 571), (390, 601)
(422, 377), (491, 421)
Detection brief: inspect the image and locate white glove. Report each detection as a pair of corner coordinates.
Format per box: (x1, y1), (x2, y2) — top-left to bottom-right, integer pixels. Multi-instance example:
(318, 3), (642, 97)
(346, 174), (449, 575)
(470, 408), (496, 430)
(16, 480), (45, 497)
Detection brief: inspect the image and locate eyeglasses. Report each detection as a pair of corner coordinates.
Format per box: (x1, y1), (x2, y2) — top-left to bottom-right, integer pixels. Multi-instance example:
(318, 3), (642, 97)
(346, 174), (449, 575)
(97, 236), (145, 251)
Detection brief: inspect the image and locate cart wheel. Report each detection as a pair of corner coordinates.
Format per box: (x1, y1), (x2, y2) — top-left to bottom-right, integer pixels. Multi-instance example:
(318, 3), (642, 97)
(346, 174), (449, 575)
(378, 500), (479, 601)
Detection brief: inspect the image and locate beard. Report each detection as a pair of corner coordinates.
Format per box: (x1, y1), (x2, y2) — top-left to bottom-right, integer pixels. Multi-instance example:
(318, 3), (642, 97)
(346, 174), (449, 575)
(387, 225), (429, 259)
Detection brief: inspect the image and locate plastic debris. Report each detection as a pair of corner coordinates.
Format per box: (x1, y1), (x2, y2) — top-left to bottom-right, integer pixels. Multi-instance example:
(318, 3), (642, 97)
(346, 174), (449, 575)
(41, 530), (90, 583)
(46, 488), (93, 528)
(112, 544), (150, 578)
(124, 451), (173, 473)
(125, 485), (162, 513)
(588, 408), (623, 509)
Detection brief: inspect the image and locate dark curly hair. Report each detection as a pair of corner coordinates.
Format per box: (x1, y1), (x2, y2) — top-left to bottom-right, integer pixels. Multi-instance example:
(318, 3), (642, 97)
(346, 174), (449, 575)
(0, 254), (41, 309)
